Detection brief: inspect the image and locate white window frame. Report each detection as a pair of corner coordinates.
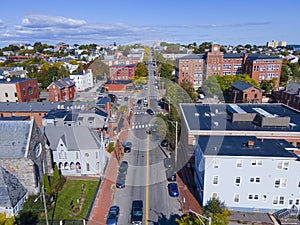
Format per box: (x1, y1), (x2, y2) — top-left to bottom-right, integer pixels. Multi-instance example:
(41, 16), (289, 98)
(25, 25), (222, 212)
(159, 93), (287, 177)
(235, 176), (241, 186)
(213, 175), (219, 185)
(234, 193), (240, 203)
(236, 159), (242, 168)
(214, 159), (220, 168)
(274, 178), (287, 188)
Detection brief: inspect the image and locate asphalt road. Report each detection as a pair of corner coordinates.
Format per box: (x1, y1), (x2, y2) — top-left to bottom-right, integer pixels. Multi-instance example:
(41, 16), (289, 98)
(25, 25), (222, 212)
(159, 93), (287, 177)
(112, 71), (182, 224)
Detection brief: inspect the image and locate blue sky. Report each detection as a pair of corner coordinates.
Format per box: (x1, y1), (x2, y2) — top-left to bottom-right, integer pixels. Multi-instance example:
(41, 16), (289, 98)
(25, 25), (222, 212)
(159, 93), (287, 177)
(0, 0), (299, 47)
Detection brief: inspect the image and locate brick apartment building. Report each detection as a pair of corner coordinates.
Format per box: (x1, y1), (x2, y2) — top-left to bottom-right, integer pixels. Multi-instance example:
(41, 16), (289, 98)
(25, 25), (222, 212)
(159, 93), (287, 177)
(47, 77), (76, 102)
(0, 78), (40, 102)
(272, 82), (300, 111)
(230, 80), (263, 103)
(109, 64), (136, 81)
(175, 43), (282, 90)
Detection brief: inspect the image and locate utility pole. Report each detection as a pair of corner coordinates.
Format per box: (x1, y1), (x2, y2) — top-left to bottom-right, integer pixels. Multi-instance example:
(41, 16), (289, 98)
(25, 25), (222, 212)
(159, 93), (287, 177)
(175, 120), (178, 165)
(42, 185), (49, 225)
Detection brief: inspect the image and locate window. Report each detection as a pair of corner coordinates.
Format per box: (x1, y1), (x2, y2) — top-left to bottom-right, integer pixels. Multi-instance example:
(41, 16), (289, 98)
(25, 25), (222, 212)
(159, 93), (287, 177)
(213, 176), (219, 185)
(251, 160), (263, 166)
(59, 150), (66, 159)
(277, 160), (289, 170)
(248, 194), (259, 201)
(236, 160), (242, 168)
(248, 194), (253, 200)
(235, 176), (241, 186)
(274, 178), (287, 188)
(214, 159), (220, 168)
(262, 195), (267, 202)
(289, 199), (293, 205)
(14, 92), (17, 97)
(250, 177), (260, 183)
(86, 163), (90, 171)
(234, 194), (240, 203)
(279, 196), (285, 205)
(5, 92), (8, 97)
(296, 199), (299, 205)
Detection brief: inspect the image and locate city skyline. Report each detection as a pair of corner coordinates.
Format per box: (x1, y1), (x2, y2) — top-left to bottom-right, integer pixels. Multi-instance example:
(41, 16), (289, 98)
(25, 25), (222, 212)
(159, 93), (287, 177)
(0, 0), (299, 47)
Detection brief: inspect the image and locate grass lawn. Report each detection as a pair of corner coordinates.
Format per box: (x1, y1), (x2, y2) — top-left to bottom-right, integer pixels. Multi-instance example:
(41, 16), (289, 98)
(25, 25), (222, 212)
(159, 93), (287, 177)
(47, 180), (98, 221)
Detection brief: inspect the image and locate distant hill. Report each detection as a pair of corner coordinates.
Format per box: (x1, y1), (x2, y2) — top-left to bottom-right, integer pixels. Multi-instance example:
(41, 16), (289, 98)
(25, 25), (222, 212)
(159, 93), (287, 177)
(287, 45), (300, 50)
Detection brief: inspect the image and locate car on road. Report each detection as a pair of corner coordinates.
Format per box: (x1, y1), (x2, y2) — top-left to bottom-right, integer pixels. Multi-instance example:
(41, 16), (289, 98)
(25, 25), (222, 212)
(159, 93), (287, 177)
(106, 205), (120, 225)
(108, 94), (117, 103)
(161, 139), (168, 148)
(118, 161), (128, 175)
(168, 183), (179, 197)
(166, 168), (176, 182)
(124, 96), (128, 101)
(131, 200), (143, 225)
(146, 108), (154, 115)
(116, 173), (126, 189)
(122, 141), (132, 153)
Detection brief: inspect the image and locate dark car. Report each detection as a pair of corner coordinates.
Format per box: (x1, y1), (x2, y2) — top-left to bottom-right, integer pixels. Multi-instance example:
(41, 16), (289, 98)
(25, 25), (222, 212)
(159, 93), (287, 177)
(146, 108), (154, 115)
(122, 141), (132, 153)
(161, 139), (168, 148)
(168, 183), (179, 197)
(166, 169), (176, 182)
(131, 200), (143, 225)
(118, 161), (128, 175)
(108, 94), (117, 103)
(106, 205), (120, 225)
(116, 173), (126, 189)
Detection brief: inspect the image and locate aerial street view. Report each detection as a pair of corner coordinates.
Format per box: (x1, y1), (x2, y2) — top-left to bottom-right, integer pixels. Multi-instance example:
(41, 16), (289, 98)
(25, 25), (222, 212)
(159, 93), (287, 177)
(0, 0), (300, 225)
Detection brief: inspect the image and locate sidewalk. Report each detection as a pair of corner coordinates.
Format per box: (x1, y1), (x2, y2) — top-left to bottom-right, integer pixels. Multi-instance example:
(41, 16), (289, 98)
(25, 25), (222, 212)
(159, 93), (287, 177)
(177, 165), (202, 215)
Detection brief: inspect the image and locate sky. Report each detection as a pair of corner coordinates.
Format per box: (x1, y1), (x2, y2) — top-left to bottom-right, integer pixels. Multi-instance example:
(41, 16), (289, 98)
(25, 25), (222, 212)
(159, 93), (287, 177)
(0, 0), (299, 47)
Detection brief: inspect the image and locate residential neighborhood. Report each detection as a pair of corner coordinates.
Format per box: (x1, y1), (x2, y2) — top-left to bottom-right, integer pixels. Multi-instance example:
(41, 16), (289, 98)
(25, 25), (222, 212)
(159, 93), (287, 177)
(0, 2), (300, 225)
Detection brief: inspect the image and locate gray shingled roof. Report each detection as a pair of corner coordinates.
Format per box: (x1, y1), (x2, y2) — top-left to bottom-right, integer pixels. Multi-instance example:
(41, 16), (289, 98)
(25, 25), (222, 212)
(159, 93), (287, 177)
(224, 53), (244, 58)
(247, 53), (280, 60)
(231, 80), (259, 91)
(284, 82), (300, 95)
(44, 126), (101, 151)
(178, 54), (205, 60)
(0, 121), (31, 158)
(0, 167), (27, 208)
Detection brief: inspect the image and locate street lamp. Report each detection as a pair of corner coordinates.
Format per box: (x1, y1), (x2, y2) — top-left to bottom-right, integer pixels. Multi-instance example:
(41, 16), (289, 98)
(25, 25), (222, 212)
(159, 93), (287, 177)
(189, 209), (211, 225)
(167, 119), (178, 165)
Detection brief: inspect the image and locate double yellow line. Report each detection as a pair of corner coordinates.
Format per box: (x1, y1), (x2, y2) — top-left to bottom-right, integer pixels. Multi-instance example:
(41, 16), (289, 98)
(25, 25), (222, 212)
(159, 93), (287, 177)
(145, 74), (151, 225)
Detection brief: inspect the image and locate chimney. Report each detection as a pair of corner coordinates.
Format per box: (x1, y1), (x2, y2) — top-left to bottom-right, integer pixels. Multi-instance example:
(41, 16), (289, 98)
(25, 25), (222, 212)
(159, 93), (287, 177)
(247, 140), (254, 147)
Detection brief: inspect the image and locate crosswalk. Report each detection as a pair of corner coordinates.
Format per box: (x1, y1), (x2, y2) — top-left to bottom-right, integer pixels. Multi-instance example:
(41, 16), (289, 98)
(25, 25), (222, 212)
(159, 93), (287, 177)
(136, 96), (159, 100)
(134, 111), (165, 115)
(131, 123), (155, 129)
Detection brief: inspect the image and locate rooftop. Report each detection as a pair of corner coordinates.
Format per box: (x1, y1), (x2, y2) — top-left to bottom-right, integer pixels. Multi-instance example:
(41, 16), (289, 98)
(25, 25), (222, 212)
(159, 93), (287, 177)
(181, 103), (300, 132)
(231, 80), (261, 91)
(197, 135), (298, 158)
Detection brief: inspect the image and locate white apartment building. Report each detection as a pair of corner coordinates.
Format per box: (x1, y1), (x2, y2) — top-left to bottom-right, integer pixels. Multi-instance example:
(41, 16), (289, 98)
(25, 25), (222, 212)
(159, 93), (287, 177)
(194, 135), (300, 213)
(70, 69), (94, 91)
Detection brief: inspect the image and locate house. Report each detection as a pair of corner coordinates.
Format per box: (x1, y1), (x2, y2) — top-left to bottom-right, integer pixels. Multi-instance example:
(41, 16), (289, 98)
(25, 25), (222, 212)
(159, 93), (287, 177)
(0, 78), (40, 102)
(69, 69), (94, 92)
(194, 135), (300, 213)
(0, 119), (52, 195)
(230, 80), (263, 103)
(109, 64), (136, 81)
(44, 126), (107, 176)
(47, 78), (76, 102)
(0, 167), (28, 217)
(272, 82), (300, 111)
(103, 80), (133, 93)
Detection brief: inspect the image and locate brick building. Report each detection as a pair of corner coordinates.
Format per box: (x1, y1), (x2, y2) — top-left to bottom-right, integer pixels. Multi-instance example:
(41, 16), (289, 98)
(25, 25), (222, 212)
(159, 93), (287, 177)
(0, 78), (40, 102)
(47, 77), (76, 102)
(175, 42), (282, 89)
(109, 64), (136, 81)
(272, 82), (300, 111)
(230, 80), (263, 103)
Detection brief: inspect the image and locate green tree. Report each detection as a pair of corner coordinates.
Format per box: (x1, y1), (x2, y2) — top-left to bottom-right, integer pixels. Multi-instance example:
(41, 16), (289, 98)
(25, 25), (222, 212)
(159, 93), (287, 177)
(143, 46), (151, 61)
(261, 78), (277, 95)
(202, 75), (223, 98)
(53, 164), (60, 180)
(280, 62), (291, 84)
(134, 62), (148, 78)
(180, 78), (197, 102)
(0, 213), (17, 225)
(41, 174), (51, 194)
(204, 197), (229, 225)
(158, 62), (174, 80)
(176, 214), (202, 225)
(153, 51), (165, 63)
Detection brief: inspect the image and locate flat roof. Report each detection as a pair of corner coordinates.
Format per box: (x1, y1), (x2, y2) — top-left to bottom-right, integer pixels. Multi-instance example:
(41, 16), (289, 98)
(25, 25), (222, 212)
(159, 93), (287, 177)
(181, 103), (300, 132)
(197, 135), (297, 158)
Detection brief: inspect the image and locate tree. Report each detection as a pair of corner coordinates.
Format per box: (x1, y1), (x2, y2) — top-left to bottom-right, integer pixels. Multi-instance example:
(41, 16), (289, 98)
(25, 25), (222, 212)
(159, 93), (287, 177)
(158, 62), (174, 80)
(153, 51), (165, 63)
(180, 79), (197, 102)
(143, 46), (151, 62)
(261, 78), (277, 95)
(201, 75), (223, 98)
(41, 174), (51, 194)
(134, 62), (148, 78)
(203, 197), (229, 225)
(176, 214), (202, 225)
(0, 213), (17, 225)
(53, 164), (60, 180)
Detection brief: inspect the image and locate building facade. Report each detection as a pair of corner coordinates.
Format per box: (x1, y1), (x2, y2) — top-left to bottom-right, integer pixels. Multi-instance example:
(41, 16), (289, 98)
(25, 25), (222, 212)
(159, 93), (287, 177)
(175, 43), (283, 89)
(47, 78), (76, 102)
(230, 80), (263, 103)
(194, 135), (300, 213)
(0, 78), (40, 102)
(109, 64), (136, 81)
(272, 82), (300, 111)
(69, 69), (94, 92)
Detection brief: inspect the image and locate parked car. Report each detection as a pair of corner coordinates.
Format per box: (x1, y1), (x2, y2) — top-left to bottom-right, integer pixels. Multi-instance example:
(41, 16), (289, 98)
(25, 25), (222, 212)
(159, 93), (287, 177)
(122, 141), (132, 153)
(118, 161), (128, 175)
(106, 205), (120, 225)
(146, 108), (154, 115)
(124, 96), (128, 101)
(166, 169), (176, 182)
(131, 200), (143, 225)
(108, 94), (117, 103)
(116, 173), (126, 189)
(161, 139), (168, 148)
(168, 183), (179, 197)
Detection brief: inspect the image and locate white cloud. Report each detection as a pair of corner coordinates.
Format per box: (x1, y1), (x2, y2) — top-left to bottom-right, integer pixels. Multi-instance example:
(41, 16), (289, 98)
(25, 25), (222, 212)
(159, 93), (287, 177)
(22, 14), (86, 28)
(0, 19), (7, 29)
